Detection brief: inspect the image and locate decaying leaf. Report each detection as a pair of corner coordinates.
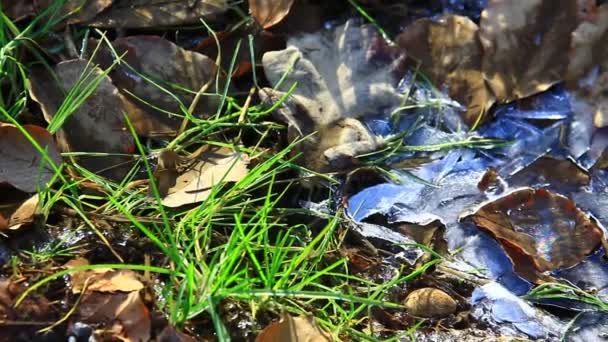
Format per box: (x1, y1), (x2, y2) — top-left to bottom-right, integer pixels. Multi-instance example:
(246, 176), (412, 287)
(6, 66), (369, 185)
(249, 0), (295, 29)
(28, 59), (135, 181)
(404, 288), (457, 318)
(566, 5), (608, 129)
(261, 22), (405, 171)
(0, 123), (62, 192)
(74, 291), (150, 342)
(0, 277), (51, 339)
(161, 146), (249, 208)
(0, 191), (39, 230)
(256, 314), (331, 342)
(86, 0), (227, 28)
(462, 188), (605, 283)
(95, 36), (223, 137)
(65, 258), (150, 342)
(66, 258), (144, 294)
(397, 15), (495, 125)
(479, 0), (582, 102)
(1, 0), (112, 23)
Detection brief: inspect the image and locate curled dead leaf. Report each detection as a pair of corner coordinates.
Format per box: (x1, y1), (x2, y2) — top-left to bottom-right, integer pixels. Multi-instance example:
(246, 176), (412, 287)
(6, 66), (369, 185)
(462, 188), (605, 283)
(404, 288), (457, 318)
(397, 15), (495, 125)
(0, 123), (62, 192)
(28, 59), (135, 181)
(0, 192), (39, 230)
(249, 0), (295, 29)
(256, 314), (331, 342)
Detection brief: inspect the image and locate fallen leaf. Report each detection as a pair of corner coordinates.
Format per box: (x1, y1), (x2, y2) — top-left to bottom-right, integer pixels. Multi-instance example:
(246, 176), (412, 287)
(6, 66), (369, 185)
(75, 291), (150, 342)
(95, 36), (223, 137)
(463, 188), (605, 283)
(0, 277), (51, 339)
(479, 0), (582, 102)
(28, 59), (135, 181)
(194, 25), (285, 79)
(404, 288), (457, 318)
(397, 15), (495, 125)
(86, 0), (228, 28)
(65, 258), (144, 294)
(256, 314), (331, 342)
(0, 192), (39, 230)
(249, 0), (295, 29)
(261, 22), (405, 171)
(65, 258), (150, 342)
(566, 5), (608, 129)
(157, 325), (197, 342)
(0, 123), (62, 192)
(161, 146), (249, 208)
(1, 0), (112, 22)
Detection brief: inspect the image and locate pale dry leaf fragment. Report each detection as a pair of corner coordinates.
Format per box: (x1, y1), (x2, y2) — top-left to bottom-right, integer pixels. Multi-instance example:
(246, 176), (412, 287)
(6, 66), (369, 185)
(86, 0), (227, 28)
(261, 22), (404, 172)
(28, 59), (135, 181)
(95, 36), (223, 137)
(479, 0), (582, 102)
(249, 0), (295, 29)
(0, 123), (62, 192)
(161, 146), (249, 208)
(397, 15), (495, 125)
(65, 258), (144, 294)
(256, 314), (331, 342)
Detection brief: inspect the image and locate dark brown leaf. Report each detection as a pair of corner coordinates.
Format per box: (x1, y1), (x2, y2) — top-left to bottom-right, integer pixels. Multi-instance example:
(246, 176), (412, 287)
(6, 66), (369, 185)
(479, 0), (582, 102)
(95, 36), (223, 137)
(397, 15), (495, 125)
(249, 0), (295, 29)
(0, 123), (62, 192)
(28, 59), (135, 181)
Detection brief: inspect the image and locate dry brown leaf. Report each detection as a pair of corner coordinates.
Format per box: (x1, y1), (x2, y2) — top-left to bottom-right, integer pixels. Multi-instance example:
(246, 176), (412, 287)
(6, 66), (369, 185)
(28, 59), (135, 181)
(86, 0), (227, 28)
(479, 0), (582, 102)
(261, 22), (404, 172)
(161, 146), (249, 208)
(463, 188), (605, 283)
(95, 36), (223, 137)
(256, 314), (331, 342)
(249, 0), (295, 29)
(0, 123), (62, 192)
(397, 15), (495, 125)
(65, 258), (144, 294)
(75, 291), (150, 342)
